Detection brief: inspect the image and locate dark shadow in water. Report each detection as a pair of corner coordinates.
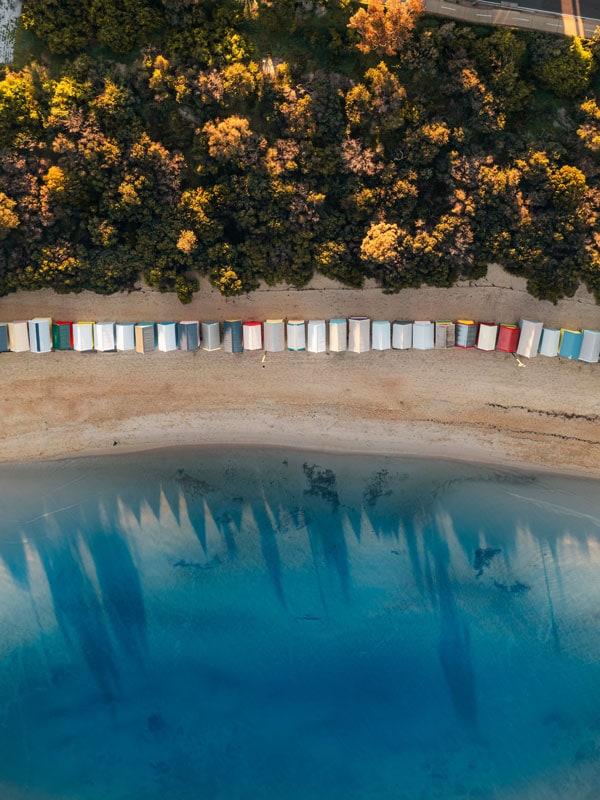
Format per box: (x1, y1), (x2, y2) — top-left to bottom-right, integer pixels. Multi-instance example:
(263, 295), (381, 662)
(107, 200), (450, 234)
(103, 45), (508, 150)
(251, 501), (287, 610)
(0, 533), (30, 589)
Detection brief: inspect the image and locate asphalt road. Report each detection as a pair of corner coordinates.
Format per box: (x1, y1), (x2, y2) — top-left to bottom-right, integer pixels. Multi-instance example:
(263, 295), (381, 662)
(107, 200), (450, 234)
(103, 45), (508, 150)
(483, 0), (600, 19)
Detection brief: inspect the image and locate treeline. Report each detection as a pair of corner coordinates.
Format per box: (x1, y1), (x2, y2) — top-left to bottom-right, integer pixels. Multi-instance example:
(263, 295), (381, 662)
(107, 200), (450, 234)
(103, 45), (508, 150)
(0, 0), (599, 303)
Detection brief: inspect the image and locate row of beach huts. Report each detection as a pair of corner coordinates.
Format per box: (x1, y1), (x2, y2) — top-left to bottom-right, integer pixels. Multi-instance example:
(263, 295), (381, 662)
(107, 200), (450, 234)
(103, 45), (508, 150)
(0, 317), (599, 362)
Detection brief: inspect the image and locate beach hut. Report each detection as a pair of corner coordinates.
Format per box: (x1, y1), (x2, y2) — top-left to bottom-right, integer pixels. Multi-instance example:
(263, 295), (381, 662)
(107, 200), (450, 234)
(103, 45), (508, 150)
(435, 320), (455, 349)
(94, 322), (116, 352)
(412, 320), (434, 350)
(263, 319), (285, 352)
(539, 327), (560, 358)
(135, 322), (156, 354)
(372, 320), (391, 350)
(287, 320), (306, 351)
(392, 321), (412, 350)
(476, 322), (498, 352)
(307, 320), (327, 353)
(28, 318), (52, 353)
(52, 321), (73, 351)
(517, 319), (543, 359)
(496, 324), (520, 353)
(73, 322), (95, 352)
(8, 321), (29, 352)
(116, 323), (135, 351)
(157, 322), (178, 352)
(578, 329), (600, 363)
(329, 319), (347, 352)
(178, 321), (200, 351)
(348, 316), (370, 353)
(0, 322), (8, 353)
(243, 321), (263, 351)
(223, 319), (243, 353)
(202, 321), (221, 351)
(559, 329), (582, 360)
(456, 320), (478, 348)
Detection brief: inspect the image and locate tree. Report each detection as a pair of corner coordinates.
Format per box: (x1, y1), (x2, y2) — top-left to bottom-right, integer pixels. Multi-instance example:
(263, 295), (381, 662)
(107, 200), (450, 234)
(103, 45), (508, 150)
(348, 0), (423, 56)
(530, 35), (594, 98)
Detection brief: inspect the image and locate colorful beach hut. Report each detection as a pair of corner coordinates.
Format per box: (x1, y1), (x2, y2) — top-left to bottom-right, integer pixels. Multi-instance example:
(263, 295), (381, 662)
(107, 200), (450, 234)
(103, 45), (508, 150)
(559, 329), (582, 360)
(263, 320), (285, 352)
(8, 321), (29, 352)
(135, 322), (156, 354)
(372, 320), (391, 350)
(307, 320), (327, 353)
(157, 322), (178, 352)
(516, 320), (543, 359)
(476, 322), (498, 352)
(329, 319), (347, 352)
(223, 319), (243, 353)
(0, 322), (8, 353)
(496, 324), (520, 353)
(392, 321), (412, 350)
(456, 320), (478, 348)
(412, 321), (434, 350)
(243, 321), (263, 351)
(52, 321), (73, 351)
(94, 322), (116, 352)
(73, 322), (95, 352)
(578, 329), (600, 363)
(28, 318), (52, 353)
(287, 320), (306, 351)
(178, 321), (200, 351)
(348, 316), (370, 353)
(202, 321), (221, 351)
(435, 320), (455, 349)
(116, 323), (135, 351)
(539, 327), (560, 358)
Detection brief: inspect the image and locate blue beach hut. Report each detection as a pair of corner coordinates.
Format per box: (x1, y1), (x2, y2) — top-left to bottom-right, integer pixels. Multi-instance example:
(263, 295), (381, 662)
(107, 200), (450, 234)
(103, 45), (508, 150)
(559, 329), (582, 360)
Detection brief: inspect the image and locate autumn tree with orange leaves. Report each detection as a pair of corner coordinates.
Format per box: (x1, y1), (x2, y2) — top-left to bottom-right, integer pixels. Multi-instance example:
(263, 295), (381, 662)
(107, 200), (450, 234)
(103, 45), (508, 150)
(348, 0), (424, 56)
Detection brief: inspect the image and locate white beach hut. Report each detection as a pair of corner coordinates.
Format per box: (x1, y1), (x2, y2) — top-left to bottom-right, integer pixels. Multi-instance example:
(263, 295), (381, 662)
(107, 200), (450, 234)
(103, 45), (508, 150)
(177, 321), (200, 351)
(287, 320), (306, 351)
(476, 322), (498, 351)
(94, 322), (116, 352)
(372, 320), (391, 350)
(348, 316), (370, 353)
(412, 320), (434, 350)
(435, 321), (455, 349)
(579, 329), (600, 363)
(157, 322), (178, 352)
(28, 318), (52, 353)
(538, 327), (560, 358)
(8, 321), (29, 352)
(243, 321), (263, 351)
(307, 320), (327, 353)
(392, 321), (412, 350)
(263, 320), (285, 352)
(516, 319), (543, 358)
(202, 321), (221, 351)
(329, 319), (347, 352)
(116, 322), (135, 351)
(73, 322), (95, 352)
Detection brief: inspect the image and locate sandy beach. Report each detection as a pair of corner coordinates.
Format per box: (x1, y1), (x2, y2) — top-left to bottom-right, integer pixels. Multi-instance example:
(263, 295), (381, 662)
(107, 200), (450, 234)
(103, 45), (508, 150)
(0, 265), (599, 476)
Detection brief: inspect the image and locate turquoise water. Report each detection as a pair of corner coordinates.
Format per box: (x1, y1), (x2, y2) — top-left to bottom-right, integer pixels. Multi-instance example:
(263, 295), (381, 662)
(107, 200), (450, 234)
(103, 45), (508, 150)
(1, 449), (600, 799)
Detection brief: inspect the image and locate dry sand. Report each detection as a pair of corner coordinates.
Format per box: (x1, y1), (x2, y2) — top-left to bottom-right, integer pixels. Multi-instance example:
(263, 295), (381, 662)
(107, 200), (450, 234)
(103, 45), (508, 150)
(1, 265), (599, 476)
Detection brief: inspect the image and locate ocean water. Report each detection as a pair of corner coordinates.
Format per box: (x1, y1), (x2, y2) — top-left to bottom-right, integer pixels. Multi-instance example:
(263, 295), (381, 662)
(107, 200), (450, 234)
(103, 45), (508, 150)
(0, 448), (600, 800)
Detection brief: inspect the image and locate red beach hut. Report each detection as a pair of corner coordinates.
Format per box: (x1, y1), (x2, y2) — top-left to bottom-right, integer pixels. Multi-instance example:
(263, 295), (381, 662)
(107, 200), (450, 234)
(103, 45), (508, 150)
(496, 324), (520, 353)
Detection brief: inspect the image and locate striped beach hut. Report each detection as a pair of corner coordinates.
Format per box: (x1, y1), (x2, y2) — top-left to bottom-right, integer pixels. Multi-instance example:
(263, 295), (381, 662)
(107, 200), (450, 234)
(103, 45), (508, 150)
(476, 322), (498, 352)
(243, 321), (263, 351)
(28, 318), (52, 353)
(578, 329), (600, 363)
(135, 322), (156, 354)
(348, 316), (370, 353)
(329, 319), (347, 352)
(73, 322), (95, 352)
(435, 320), (455, 349)
(539, 327), (560, 358)
(496, 324), (520, 353)
(157, 322), (178, 352)
(8, 321), (29, 352)
(116, 323), (135, 351)
(372, 320), (391, 350)
(223, 319), (243, 353)
(412, 320), (434, 350)
(559, 329), (582, 360)
(178, 321), (200, 351)
(52, 321), (73, 350)
(287, 320), (306, 351)
(202, 321), (221, 351)
(307, 320), (327, 353)
(517, 319), (543, 359)
(392, 321), (412, 350)
(94, 322), (116, 352)
(456, 320), (478, 348)
(0, 322), (8, 353)
(263, 319), (285, 352)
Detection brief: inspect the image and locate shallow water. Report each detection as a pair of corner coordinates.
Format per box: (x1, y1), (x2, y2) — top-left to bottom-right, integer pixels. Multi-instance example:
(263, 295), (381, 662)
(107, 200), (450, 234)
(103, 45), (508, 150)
(0, 449), (600, 800)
